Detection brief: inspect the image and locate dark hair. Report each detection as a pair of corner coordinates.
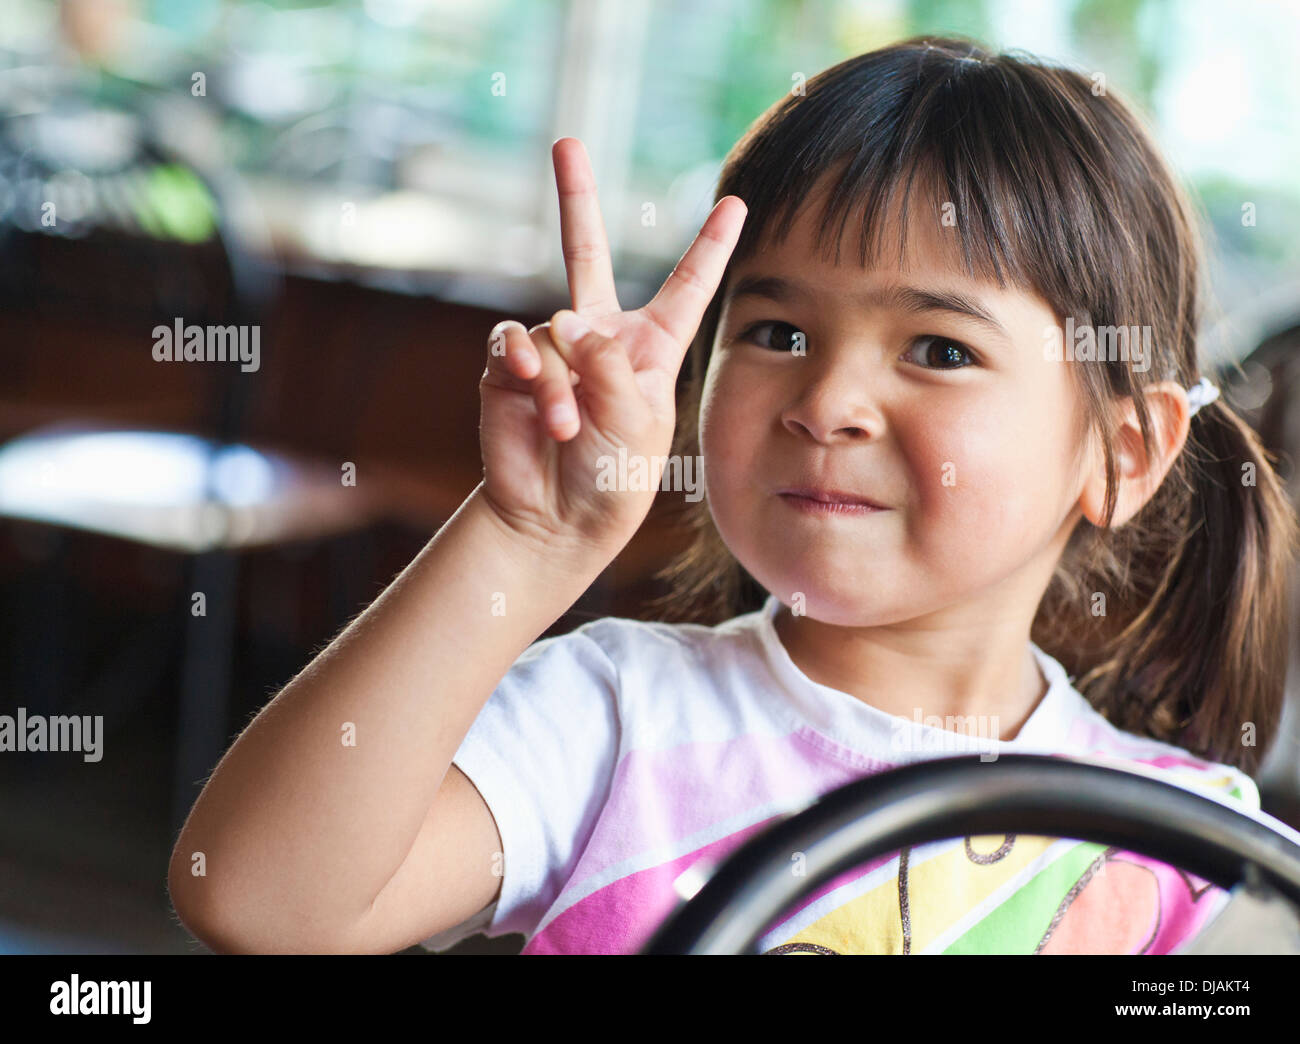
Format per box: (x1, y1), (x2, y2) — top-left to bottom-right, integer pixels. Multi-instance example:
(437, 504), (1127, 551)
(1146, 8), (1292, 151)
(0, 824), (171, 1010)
(648, 35), (1299, 774)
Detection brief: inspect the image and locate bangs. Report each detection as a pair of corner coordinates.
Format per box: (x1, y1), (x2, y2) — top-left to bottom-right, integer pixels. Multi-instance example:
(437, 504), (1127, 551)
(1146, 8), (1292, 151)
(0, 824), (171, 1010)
(716, 37), (1143, 322)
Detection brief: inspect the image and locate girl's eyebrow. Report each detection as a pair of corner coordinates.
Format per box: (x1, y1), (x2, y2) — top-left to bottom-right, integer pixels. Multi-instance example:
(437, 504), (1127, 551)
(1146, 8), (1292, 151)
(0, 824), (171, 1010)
(725, 273), (1011, 342)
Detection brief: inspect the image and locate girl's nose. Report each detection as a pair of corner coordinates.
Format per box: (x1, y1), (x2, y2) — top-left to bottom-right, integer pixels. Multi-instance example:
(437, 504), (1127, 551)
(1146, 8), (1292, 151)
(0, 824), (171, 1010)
(780, 361), (885, 443)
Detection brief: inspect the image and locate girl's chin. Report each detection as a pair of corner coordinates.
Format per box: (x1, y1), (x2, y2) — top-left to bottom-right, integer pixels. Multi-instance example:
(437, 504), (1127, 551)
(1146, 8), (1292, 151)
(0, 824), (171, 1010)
(753, 558), (887, 593)
(759, 579), (886, 616)
(772, 599), (899, 630)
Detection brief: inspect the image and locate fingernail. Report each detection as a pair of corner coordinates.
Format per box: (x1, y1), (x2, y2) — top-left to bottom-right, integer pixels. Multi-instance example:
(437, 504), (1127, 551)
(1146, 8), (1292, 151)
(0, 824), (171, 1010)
(553, 312), (590, 344)
(547, 403), (578, 430)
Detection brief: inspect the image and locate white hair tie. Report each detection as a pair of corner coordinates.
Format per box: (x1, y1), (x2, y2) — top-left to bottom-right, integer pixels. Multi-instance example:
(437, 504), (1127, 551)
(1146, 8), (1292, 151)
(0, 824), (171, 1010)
(1186, 376), (1220, 417)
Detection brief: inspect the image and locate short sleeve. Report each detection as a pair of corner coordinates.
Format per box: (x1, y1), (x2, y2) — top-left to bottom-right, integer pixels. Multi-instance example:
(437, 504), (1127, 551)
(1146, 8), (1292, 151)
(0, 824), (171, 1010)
(1220, 767), (1261, 812)
(419, 624), (621, 949)
(1172, 760), (1262, 813)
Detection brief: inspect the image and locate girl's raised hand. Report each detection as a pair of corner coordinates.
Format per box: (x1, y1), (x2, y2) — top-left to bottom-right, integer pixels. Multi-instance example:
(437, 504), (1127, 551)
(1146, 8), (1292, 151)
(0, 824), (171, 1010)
(478, 136), (746, 555)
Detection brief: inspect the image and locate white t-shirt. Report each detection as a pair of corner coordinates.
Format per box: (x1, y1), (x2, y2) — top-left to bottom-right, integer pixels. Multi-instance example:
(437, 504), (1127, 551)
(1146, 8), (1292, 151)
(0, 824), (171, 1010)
(423, 594), (1279, 954)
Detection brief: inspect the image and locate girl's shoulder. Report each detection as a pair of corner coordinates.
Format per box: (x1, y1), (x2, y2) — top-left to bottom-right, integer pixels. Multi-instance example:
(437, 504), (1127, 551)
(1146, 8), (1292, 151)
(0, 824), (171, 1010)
(550, 601), (771, 672)
(535, 602), (792, 742)
(1055, 690), (1259, 812)
(1022, 646), (1258, 811)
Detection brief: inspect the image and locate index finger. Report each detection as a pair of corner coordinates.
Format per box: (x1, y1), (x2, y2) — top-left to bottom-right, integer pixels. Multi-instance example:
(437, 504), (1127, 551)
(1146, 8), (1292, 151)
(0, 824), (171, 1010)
(642, 196), (747, 346)
(553, 137), (621, 316)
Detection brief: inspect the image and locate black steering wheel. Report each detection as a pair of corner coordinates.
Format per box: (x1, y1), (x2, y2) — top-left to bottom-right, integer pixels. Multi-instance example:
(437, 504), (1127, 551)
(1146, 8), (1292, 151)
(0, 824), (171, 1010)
(641, 753), (1300, 954)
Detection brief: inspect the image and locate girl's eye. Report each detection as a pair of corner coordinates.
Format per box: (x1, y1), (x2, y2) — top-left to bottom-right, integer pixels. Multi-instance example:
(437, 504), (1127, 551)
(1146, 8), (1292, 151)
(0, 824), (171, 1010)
(735, 323), (976, 369)
(903, 336), (976, 370)
(739, 320), (805, 353)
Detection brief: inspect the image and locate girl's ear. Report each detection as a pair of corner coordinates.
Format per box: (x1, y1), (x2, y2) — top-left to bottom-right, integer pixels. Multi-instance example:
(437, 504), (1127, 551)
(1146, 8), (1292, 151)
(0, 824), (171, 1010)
(1079, 382), (1193, 529)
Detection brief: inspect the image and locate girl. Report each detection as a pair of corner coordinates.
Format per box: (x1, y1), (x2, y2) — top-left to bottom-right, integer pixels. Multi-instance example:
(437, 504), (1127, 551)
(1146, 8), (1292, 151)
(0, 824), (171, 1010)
(169, 36), (1299, 955)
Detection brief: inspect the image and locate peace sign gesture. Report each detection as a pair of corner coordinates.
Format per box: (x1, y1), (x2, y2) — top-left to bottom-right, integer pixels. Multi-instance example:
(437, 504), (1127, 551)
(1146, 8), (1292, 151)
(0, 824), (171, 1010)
(478, 137), (746, 555)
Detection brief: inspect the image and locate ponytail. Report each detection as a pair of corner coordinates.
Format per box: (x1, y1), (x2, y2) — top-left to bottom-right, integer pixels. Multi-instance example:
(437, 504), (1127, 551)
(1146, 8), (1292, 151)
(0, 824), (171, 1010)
(1035, 392), (1300, 774)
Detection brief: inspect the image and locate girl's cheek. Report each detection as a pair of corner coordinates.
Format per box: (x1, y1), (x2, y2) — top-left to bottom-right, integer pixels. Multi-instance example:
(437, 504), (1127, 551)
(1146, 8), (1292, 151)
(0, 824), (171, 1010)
(699, 392), (742, 495)
(907, 409), (1034, 538)
(701, 360), (760, 457)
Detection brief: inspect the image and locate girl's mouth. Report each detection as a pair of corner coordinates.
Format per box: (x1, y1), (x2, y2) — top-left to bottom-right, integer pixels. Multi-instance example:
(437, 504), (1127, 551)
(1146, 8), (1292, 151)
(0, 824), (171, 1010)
(777, 491), (886, 516)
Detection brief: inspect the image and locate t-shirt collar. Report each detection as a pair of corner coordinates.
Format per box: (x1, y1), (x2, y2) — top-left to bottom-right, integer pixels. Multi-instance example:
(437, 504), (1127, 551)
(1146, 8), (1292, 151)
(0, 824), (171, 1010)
(751, 593), (1079, 757)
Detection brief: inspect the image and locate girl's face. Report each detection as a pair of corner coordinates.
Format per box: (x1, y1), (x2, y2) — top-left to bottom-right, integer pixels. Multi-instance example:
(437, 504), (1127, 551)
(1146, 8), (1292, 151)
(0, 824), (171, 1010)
(700, 180), (1094, 629)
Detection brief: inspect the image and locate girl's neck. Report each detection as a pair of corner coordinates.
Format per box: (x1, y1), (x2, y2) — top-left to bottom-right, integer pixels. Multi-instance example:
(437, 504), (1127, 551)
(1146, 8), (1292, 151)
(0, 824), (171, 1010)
(772, 606), (1049, 742)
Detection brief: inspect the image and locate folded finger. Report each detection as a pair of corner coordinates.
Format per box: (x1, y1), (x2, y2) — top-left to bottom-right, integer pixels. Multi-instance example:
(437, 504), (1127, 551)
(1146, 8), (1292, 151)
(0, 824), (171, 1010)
(484, 320), (540, 384)
(529, 325), (582, 441)
(549, 310), (642, 433)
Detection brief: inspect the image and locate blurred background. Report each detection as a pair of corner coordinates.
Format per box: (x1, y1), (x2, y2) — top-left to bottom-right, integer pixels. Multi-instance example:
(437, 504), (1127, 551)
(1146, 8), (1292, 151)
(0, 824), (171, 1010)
(1, 0), (1298, 955)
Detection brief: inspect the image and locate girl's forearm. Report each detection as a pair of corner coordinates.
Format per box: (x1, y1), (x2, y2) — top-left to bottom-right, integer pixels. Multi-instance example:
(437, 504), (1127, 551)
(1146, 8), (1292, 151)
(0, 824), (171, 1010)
(167, 481), (615, 949)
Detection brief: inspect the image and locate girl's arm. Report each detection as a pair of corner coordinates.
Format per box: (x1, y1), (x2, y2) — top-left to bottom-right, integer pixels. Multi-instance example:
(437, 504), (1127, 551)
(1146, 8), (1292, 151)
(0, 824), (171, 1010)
(166, 486), (614, 953)
(167, 138), (743, 953)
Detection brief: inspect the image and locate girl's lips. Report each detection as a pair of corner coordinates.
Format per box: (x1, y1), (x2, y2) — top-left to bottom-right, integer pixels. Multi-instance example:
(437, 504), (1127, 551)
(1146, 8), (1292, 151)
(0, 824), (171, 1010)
(775, 486), (889, 509)
(778, 492), (885, 516)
